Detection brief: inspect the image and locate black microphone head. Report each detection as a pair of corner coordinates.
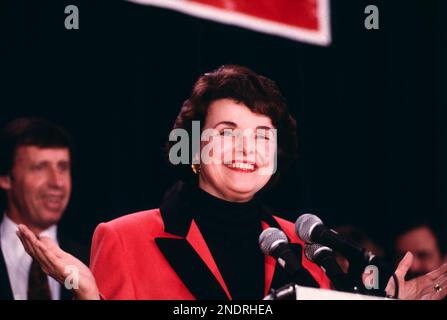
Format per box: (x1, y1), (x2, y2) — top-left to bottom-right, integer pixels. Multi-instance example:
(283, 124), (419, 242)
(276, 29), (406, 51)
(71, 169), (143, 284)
(304, 243), (333, 262)
(295, 213), (323, 243)
(259, 227), (288, 256)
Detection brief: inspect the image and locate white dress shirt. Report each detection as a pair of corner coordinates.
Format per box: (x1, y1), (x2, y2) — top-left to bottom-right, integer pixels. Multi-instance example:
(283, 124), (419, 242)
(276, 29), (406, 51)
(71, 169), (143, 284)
(0, 213), (61, 300)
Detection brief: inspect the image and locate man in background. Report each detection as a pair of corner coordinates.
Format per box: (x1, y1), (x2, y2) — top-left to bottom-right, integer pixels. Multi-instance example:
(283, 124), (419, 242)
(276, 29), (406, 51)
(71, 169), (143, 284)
(0, 118), (88, 300)
(393, 218), (446, 280)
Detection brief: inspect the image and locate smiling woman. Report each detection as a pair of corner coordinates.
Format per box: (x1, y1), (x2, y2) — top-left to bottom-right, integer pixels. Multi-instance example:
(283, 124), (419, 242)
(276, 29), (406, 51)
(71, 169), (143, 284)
(192, 98), (277, 202)
(15, 65), (447, 300)
(167, 65), (298, 195)
(86, 65), (330, 299)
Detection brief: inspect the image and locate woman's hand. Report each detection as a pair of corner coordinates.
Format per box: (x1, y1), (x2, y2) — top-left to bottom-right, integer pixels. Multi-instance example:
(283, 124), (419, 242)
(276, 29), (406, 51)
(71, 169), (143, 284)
(386, 252), (447, 300)
(16, 224), (100, 300)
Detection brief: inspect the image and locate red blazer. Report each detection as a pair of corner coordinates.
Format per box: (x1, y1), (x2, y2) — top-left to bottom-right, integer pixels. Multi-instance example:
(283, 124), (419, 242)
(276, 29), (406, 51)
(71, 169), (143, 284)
(90, 208), (331, 300)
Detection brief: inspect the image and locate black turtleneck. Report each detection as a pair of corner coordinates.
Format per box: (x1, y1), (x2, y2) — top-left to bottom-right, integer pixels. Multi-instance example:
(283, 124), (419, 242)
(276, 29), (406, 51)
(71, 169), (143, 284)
(189, 186), (265, 300)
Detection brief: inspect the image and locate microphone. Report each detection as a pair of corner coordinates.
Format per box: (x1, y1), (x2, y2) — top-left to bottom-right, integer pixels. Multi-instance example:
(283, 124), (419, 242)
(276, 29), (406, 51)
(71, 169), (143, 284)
(295, 214), (369, 266)
(304, 243), (356, 293)
(259, 227), (319, 288)
(296, 214), (394, 296)
(259, 227), (302, 276)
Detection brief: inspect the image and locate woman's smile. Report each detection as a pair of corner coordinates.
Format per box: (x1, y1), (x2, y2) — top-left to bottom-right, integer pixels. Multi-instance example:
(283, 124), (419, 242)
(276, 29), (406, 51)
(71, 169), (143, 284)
(224, 161), (257, 173)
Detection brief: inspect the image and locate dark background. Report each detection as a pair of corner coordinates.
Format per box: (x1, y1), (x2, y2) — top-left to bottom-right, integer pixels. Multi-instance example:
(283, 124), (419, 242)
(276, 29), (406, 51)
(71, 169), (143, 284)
(1, 0), (445, 255)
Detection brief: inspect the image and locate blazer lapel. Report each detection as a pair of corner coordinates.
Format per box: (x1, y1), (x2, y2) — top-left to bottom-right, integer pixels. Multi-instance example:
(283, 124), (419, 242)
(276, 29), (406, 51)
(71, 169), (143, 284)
(157, 182), (230, 300)
(0, 246), (14, 300)
(262, 221), (277, 297)
(185, 220), (231, 299)
(155, 220), (230, 300)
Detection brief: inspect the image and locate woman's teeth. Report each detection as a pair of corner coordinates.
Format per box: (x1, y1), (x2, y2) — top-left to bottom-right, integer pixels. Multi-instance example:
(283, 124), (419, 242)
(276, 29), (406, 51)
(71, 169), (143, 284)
(226, 162), (255, 171)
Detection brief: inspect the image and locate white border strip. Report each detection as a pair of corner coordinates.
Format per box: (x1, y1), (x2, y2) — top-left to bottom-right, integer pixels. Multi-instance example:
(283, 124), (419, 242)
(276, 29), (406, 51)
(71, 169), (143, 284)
(127, 0), (331, 46)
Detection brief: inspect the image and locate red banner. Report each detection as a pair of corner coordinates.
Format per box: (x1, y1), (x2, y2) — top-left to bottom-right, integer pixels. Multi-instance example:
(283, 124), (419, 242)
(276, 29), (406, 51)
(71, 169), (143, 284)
(128, 0), (331, 45)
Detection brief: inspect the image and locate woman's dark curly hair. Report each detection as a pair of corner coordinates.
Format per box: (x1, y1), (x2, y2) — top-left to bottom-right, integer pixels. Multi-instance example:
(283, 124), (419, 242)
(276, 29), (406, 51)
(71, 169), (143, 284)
(166, 64), (298, 189)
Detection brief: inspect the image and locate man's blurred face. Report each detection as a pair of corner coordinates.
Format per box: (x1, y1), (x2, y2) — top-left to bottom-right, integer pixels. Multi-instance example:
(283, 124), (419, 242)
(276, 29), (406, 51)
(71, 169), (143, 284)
(1, 146), (71, 231)
(395, 226), (443, 280)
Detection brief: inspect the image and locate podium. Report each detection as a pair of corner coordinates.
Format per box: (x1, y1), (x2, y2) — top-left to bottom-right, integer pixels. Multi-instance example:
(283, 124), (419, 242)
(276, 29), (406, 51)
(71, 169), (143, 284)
(264, 284), (392, 300)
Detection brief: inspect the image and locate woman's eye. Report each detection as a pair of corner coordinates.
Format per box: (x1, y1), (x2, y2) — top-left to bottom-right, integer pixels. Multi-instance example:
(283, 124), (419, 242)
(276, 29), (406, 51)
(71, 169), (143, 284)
(256, 132), (270, 140)
(221, 130), (234, 137)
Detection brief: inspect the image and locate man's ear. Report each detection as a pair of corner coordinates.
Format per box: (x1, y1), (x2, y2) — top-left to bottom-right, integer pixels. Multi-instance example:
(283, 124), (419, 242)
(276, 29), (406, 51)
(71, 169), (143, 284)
(0, 175), (12, 191)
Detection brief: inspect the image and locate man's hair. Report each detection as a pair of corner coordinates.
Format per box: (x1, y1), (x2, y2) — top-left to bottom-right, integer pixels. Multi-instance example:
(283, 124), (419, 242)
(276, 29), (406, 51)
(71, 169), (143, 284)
(393, 217), (447, 256)
(166, 64), (298, 189)
(0, 118), (72, 176)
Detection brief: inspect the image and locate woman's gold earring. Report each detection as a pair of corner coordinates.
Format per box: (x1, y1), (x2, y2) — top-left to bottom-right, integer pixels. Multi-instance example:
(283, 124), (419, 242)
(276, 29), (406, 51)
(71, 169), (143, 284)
(191, 164), (201, 175)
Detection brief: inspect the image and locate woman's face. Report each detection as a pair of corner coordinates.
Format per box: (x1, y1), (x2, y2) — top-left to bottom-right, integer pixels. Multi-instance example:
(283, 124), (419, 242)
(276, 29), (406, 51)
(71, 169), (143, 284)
(198, 98), (277, 202)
